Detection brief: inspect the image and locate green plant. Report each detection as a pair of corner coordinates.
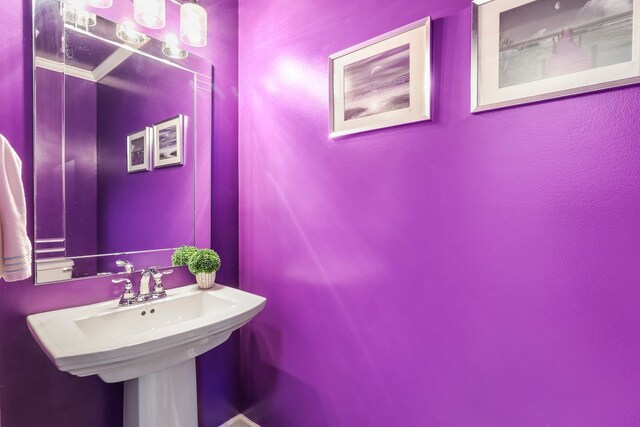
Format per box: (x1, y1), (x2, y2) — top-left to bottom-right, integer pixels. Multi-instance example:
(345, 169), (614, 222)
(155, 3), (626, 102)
(188, 249), (221, 274)
(172, 245), (198, 267)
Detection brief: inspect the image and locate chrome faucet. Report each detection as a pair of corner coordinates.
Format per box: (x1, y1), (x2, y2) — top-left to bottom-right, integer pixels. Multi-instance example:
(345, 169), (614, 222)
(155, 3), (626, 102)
(112, 260), (173, 307)
(138, 269), (153, 302)
(138, 267), (173, 302)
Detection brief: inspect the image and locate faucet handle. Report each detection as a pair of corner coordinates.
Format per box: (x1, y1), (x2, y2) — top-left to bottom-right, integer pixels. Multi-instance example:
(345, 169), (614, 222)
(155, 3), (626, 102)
(150, 268), (172, 299)
(116, 259), (135, 274)
(112, 278), (136, 306)
(151, 267), (173, 279)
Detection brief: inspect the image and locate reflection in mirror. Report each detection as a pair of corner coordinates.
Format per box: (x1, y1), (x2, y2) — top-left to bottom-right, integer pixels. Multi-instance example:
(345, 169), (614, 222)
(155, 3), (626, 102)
(33, 0), (212, 284)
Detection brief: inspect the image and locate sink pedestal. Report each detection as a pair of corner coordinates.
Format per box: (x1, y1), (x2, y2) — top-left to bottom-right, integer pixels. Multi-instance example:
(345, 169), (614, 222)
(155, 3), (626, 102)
(123, 359), (198, 427)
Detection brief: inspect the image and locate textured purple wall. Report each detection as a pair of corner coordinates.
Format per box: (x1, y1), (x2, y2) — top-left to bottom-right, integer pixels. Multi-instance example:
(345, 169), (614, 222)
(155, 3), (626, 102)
(238, 1), (640, 426)
(0, 0), (240, 426)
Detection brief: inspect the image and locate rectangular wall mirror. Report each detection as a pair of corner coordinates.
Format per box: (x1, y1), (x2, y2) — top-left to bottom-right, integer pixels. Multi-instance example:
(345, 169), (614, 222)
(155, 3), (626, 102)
(33, 0), (212, 284)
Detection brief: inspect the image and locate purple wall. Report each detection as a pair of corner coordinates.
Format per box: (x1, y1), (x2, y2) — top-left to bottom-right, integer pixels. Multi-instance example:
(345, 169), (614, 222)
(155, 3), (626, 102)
(238, 1), (640, 426)
(0, 1), (240, 426)
(96, 56), (195, 254)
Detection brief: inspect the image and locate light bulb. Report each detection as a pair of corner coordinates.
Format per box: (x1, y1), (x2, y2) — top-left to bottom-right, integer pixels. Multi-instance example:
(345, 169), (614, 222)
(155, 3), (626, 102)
(180, 1), (207, 47)
(162, 44), (188, 59)
(134, 0), (166, 29)
(162, 35), (188, 60)
(116, 22), (149, 45)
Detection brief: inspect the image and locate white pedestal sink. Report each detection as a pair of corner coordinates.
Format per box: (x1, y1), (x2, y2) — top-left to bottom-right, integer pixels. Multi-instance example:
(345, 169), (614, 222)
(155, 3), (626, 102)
(27, 284), (266, 427)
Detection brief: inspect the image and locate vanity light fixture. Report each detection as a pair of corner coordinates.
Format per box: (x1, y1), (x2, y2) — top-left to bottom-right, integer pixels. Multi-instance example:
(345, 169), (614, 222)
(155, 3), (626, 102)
(86, 0), (209, 48)
(134, 0), (166, 29)
(179, 0), (207, 47)
(162, 35), (188, 59)
(116, 22), (149, 45)
(87, 0), (113, 7)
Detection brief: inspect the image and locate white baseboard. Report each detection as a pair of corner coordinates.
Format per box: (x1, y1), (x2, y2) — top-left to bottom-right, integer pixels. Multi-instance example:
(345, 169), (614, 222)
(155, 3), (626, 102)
(219, 414), (260, 427)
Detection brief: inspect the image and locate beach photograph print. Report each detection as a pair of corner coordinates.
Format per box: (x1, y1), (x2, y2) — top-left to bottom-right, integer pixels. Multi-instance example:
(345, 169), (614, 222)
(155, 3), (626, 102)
(158, 126), (178, 161)
(343, 44), (411, 121)
(127, 129), (149, 173)
(330, 18), (431, 136)
(130, 136), (145, 167)
(499, 0), (634, 88)
(153, 116), (184, 168)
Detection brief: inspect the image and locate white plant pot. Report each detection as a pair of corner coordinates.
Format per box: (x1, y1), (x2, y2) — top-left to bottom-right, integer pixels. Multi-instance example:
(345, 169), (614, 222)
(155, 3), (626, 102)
(195, 272), (216, 289)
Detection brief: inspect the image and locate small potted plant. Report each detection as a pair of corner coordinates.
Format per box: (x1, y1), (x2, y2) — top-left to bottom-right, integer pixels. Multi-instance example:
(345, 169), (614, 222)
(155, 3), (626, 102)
(188, 249), (221, 289)
(171, 245), (198, 267)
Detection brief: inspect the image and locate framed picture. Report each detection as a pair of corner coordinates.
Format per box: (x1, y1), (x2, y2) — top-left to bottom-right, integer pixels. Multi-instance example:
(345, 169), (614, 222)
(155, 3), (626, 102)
(153, 115), (184, 168)
(126, 128), (150, 173)
(329, 17), (431, 137)
(472, 0), (640, 112)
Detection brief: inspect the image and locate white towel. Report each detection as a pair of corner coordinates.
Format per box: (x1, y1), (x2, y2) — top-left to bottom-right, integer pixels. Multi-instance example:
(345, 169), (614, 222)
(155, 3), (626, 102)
(0, 134), (32, 282)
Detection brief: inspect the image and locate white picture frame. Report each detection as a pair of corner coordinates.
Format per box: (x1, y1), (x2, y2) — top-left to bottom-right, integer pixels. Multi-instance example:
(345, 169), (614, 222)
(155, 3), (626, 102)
(472, 0), (640, 112)
(126, 128), (150, 173)
(329, 17), (432, 138)
(153, 115), (184, 168)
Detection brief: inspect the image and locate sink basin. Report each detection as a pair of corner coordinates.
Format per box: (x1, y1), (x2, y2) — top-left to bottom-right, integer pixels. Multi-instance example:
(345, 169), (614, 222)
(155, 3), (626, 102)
(28, 284), (265, 383)
(27, 284), (266, 427)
